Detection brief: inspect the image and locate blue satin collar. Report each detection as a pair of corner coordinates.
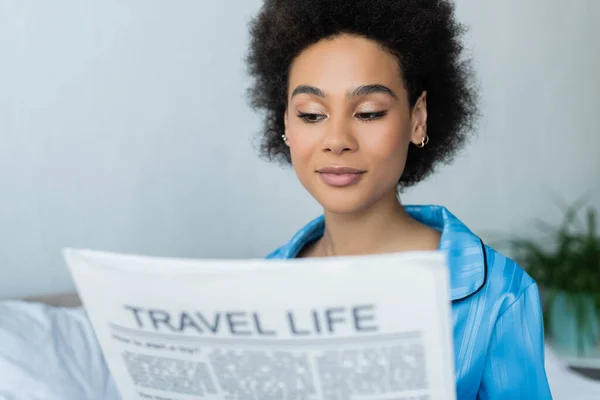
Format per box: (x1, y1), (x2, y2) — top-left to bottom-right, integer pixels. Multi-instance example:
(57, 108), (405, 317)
(269, 205), (486, 301)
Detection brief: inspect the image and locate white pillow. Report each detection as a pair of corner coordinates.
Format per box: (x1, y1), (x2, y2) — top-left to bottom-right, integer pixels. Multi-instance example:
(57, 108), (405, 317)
(0, 300), (120, 400)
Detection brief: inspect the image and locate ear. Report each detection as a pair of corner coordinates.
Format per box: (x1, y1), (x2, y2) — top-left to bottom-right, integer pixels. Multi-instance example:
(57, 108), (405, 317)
(410, 91), (428, 145)
(283, 109), (290, 147)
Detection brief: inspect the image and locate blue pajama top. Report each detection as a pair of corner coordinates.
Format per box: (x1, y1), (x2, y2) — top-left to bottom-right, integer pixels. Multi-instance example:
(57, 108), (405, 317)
(267, 205), (553, 399)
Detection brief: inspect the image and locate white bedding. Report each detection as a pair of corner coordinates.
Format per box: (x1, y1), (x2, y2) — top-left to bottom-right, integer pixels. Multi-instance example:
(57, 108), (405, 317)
(1, 299), (599, 399)
(0, 301), (120, 400)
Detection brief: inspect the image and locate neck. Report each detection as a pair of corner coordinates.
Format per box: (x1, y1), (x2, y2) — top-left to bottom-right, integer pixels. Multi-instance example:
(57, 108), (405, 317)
(316, 191), (433, 257)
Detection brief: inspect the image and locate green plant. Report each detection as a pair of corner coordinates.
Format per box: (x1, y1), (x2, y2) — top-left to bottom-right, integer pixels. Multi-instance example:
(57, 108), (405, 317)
(508, 198), (600, 292)
(503, 197), (600, 354)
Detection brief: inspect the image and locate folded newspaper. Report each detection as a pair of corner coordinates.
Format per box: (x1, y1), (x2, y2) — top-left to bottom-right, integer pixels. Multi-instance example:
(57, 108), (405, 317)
(63, 248), (456, 400)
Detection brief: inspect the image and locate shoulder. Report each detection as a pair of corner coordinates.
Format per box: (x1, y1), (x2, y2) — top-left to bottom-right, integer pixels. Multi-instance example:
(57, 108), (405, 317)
(266, 245), (286, 259)
(474, 248), (551, 398)
(480, 243), (538, 316)
(265, 215), (326, 259)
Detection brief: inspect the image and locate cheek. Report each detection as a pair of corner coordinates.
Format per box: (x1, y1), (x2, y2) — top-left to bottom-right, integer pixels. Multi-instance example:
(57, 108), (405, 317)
(287, 123), (319, 171)
(362, 123), (411, 175)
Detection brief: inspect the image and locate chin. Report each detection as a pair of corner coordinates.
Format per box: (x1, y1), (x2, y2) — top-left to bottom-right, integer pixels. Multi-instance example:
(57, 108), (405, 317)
(312, 191), (374, 215)
(297, 175), (390, 215)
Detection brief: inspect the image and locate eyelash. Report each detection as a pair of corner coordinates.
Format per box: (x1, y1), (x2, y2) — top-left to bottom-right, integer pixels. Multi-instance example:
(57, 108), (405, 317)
(297, 111), (388, 124)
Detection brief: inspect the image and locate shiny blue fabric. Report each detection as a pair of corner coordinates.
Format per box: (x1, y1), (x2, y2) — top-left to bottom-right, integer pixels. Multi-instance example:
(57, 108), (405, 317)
(267, 205), (553, 399)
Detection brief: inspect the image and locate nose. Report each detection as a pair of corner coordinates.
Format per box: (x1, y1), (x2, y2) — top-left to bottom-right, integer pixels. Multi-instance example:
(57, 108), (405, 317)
(321, 115), (358, 155)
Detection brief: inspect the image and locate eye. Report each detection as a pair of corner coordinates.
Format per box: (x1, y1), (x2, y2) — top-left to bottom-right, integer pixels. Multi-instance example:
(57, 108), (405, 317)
(355, 111), (388, 121)
(297, 112), (326, 124)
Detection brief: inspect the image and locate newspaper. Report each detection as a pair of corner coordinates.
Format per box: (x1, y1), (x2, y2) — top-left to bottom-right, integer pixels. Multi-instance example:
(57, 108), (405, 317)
(63, 248), (456, 400)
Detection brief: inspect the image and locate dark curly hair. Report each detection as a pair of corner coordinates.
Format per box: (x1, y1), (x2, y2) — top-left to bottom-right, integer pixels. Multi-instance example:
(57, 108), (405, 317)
(245, 0), (479, 189)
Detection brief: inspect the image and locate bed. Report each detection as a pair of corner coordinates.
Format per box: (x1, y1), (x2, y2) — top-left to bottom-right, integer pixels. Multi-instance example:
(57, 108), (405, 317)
(1, 293), (599, 399)
(0, 294), (120, 400)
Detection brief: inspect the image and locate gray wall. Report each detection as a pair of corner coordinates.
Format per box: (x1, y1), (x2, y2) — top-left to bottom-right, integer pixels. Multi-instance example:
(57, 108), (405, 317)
(1, 0), (599, 299)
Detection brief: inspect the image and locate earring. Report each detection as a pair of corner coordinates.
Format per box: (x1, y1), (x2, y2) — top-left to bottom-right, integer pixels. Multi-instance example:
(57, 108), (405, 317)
(416, 134), (429, 148)
(282, 134), (288, 143)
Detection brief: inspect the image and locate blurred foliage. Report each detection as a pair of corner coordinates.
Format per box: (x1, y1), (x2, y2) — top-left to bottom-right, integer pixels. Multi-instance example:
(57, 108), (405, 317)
(506, 196), (599, 292)
(501, 195), (600, 350)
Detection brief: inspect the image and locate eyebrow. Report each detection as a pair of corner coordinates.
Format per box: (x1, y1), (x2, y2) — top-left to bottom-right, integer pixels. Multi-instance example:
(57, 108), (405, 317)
(290, 84), (398, 100)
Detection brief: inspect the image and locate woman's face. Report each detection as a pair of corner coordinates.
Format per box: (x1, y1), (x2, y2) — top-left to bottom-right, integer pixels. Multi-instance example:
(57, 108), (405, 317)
(285, 34), (427, 214)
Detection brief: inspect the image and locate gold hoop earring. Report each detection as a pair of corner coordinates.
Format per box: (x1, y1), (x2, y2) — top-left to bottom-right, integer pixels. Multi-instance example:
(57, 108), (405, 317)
(416, 134), (429, 148)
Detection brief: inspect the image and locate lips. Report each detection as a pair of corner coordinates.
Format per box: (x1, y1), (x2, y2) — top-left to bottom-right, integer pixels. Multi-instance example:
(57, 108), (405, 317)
(316, 166), (366, 187)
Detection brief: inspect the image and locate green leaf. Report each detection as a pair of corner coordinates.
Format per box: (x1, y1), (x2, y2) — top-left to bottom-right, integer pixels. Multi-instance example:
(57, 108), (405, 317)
(500, 195), (600, 293)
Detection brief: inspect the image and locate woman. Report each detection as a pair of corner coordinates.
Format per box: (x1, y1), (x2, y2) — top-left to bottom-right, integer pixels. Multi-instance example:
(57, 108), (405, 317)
(246, 0), (552, 398)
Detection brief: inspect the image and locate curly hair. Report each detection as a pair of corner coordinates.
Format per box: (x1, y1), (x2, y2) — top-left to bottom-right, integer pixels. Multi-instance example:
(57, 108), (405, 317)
(245, 0), (479, 189)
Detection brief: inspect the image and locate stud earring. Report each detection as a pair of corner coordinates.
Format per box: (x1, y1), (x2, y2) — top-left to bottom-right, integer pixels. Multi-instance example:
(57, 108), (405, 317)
(416, 134), (429, 148)
(282, 134), (288, 143)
